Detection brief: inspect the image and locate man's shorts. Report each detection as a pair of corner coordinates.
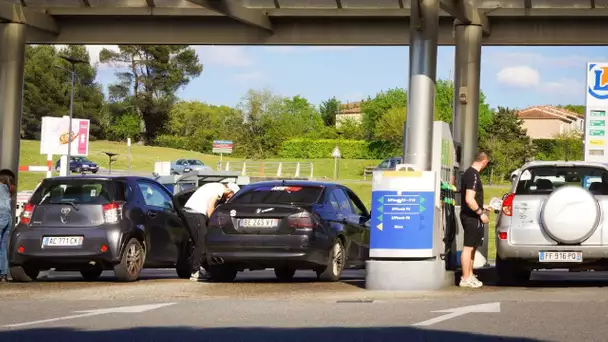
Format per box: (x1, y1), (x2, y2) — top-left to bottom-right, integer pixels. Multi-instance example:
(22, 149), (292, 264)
(460, 214), (484, 248)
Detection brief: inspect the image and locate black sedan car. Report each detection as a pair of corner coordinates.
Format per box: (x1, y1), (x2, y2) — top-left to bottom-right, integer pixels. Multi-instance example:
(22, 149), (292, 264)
(55, 156), (99, 174)
(176, 180), (370, 282)
(9, 176), (192, 282)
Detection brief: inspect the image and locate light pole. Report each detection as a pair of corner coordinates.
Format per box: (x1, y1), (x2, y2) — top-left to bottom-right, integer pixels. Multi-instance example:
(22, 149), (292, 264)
(56, 55), (87, 175)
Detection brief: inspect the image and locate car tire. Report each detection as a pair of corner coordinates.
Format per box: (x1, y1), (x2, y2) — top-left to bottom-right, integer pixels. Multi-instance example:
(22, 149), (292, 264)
(496, 256), (530, 286)
(274, 267), (296, 281)
(176, 239), (193, 279)
(114, 238), (145, 282)
(92, 170), (98, 174)
(10, 265), (40, 283)
(207, 266), (237, 282)
(316, 239), (346, 282)
(75, 167), (82, 173)
(80, 268), (103, 281)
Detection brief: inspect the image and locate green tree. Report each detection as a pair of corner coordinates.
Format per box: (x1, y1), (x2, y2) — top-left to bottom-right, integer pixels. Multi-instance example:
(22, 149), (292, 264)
(360, 88), (407, 139)
(552, 130), (584, 161)
(560, 104), (585, 116)
(109, 112), (141, 141)
(22, 45), (105, 140)
(374, 107), (406, 145)
(100, 45), (203, 143)
(319, 97), (340, 126)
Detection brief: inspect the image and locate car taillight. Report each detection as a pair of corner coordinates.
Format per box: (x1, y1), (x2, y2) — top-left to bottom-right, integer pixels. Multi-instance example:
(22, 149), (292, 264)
(498, 232), (508, 240)
(288, 212), (315, 229)
(502, 193), (515, 216)
(102, 202), (121, 224)
(20, 203), (35, 224)
(209, 211), (231, 227)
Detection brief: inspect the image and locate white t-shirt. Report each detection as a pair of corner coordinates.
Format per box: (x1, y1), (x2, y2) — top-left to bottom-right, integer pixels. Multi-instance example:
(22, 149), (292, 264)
(184, 183), (226, 215)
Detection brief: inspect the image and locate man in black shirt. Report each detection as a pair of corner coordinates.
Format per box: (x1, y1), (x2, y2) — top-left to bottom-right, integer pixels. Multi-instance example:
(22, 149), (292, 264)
(459, 151), (490, 288)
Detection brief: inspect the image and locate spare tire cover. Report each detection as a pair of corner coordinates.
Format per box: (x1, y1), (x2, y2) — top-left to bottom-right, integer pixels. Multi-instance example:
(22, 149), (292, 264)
(541, 186), (600, 244)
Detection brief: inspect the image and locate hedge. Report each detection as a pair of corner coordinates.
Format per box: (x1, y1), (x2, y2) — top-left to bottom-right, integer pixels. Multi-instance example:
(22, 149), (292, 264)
(279, 139), (397, 159)
(153, 135), (205, 153)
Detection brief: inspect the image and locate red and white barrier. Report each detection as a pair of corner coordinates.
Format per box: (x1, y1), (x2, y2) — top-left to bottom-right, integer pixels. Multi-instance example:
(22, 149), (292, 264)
(18, 155), (54, 178)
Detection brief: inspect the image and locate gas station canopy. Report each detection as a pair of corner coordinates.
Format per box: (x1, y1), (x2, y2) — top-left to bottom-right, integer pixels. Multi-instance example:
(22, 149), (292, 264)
(3, 0), (608, 45)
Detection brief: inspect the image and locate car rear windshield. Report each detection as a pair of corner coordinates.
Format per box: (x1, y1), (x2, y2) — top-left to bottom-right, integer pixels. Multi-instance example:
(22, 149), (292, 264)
(230, 185), (324, 205)
(515, 166), (608, 195)
(31, 179), (115, 205)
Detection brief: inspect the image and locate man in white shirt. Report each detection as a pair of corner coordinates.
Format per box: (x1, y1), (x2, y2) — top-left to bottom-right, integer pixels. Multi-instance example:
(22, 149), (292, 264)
(184, 182), (240, 281)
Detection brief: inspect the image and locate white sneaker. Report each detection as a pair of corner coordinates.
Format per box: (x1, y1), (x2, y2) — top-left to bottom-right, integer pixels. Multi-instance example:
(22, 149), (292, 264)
(189, 267), (207, 282)
(459, 276), (483, 288)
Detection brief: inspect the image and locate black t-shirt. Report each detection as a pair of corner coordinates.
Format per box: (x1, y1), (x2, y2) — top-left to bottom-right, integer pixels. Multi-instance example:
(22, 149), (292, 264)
(460, 167), (484, 217)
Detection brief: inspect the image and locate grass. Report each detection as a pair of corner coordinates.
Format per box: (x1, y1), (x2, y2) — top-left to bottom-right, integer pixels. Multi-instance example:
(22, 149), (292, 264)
(17, 139), (509, 259)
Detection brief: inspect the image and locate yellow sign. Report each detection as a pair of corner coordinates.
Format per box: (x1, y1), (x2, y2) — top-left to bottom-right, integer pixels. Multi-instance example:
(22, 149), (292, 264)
(590, 139), (605, 146)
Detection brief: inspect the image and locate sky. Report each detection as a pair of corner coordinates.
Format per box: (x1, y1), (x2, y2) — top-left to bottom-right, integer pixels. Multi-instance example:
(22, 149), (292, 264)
(81, 45), (608, 110)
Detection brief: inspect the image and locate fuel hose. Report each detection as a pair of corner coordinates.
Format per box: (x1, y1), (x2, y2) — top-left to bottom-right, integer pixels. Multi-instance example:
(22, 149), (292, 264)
(441, 181), (457, 264)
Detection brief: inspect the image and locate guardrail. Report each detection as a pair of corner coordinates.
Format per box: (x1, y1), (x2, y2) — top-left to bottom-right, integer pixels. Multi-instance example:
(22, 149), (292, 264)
(219, 161), (314, 178)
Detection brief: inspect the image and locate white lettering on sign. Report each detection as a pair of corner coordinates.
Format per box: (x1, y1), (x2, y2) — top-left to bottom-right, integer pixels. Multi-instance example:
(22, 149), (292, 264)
(391, 216), (406, 220)
(394, 225), (404, 229)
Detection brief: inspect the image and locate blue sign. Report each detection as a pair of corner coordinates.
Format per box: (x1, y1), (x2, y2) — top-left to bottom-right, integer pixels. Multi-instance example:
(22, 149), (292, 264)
(588, 63), (608, 100)
(370, 190), (435, 251)
(583, 176), (602, 189)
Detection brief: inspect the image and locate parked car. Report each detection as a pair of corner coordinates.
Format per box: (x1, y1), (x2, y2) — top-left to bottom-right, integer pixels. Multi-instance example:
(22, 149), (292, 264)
(170, 159), (213, 175)
(174, 180), (370, 282)
(375, 157), (402, 171)
(496, 161), (608, 285)
(55, 156), (99, 174)
(9, 176), (192, 282)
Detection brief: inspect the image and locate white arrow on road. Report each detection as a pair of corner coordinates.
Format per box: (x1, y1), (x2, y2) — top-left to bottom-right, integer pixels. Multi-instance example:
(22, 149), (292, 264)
(412, 302), (501, 327)
(3, 302), (176, 328)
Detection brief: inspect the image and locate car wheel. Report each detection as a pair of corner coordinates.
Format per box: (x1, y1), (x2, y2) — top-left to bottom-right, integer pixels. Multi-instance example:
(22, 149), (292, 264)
(274, 267), (296, 281)
(316, 239), (346, 282)
(114, 238), (145, 282)
(92, 170), (98, 174)
(176, 239), (193, 279)
(75, 167), (82, 173)
(496, 256), (530, 286)
(80, 268), (103, 281)
(10, 265), (40, 283)
(207, 265), (238, 282)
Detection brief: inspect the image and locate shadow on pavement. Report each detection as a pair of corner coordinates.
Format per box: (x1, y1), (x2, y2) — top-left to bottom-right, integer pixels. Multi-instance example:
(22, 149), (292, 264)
(0, 326), (544, 342)
(459, 267), (608, 288)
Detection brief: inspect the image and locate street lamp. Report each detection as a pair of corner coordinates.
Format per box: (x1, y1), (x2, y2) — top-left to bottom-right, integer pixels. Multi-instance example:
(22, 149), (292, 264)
(56, 55), (87, 175)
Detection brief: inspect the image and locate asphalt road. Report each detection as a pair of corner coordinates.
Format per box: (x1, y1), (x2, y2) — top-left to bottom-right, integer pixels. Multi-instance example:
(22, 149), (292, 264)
(2, 269), (608, 341)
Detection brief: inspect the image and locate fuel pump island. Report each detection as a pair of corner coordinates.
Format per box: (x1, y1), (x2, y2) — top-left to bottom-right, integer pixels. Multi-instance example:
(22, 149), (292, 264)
(365, 121), (489, 290)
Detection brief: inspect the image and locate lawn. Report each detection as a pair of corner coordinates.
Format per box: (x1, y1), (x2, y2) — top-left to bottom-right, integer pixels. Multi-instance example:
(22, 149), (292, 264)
(16, 139), (509, 260)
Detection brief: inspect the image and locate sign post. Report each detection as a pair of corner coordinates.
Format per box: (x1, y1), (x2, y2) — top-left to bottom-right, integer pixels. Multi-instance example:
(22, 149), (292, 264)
(585, 63), (608, 162)
(127, 138), (132, 171)
(331, 146), (341, 179)
(212, 140), (233, 166)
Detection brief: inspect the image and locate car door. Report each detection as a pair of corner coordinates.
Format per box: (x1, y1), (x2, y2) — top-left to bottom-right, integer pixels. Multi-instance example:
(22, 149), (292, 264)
(331, 189), (361, 263)
(135, 180), (182, 266)
(344, 189), (371, 263)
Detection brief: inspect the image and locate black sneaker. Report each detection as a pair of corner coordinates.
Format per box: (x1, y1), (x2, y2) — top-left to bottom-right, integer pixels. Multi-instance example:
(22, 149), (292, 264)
(0, 275), (8, 283)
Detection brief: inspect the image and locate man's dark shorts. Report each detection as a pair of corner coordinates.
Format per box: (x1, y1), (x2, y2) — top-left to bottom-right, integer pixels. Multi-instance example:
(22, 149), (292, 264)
(460, 214), (484, 248)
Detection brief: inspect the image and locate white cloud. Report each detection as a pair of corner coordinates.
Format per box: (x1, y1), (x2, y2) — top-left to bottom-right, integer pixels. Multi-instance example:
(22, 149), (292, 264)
(540, 78), (584, 95)
(233, 71), (265, 84)
(496, 66), (540, 88)
(54, 44), (118, 66)
(194, 46), (252, 67)
(487, 51), (608, 68)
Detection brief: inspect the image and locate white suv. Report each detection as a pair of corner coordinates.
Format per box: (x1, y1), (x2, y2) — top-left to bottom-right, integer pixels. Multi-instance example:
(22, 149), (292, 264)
(496, 161), (608, 285)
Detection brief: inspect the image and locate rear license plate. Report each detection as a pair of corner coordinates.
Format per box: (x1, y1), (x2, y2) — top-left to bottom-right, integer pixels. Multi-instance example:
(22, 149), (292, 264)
(240, 218), (278, 228)
(42, 236), (84, 247)
(539, 251), (582, 262)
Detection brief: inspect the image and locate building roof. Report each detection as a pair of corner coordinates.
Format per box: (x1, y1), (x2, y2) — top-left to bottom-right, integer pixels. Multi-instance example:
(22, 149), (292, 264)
(338, 101), (362, 115)
(516, 106), (583, 123)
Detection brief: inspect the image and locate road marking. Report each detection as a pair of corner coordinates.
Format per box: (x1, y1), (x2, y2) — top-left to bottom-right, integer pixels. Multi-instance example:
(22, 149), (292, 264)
(412, 302), (501, 327)
(3, 302), (176, 328)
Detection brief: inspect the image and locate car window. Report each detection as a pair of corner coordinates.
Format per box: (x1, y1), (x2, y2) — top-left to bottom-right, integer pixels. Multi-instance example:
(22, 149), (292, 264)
(137, 181), (173, 209)
(231, 185), (324, 205)
(329, 193), (341, 211)
(515, 166), (608, 195)
(346, 190), (368, 216)
(378, 160), (390, 169)
(188, 160), (204, 165)
(332, 189), (354, 214)
(34, 179), (113, 205)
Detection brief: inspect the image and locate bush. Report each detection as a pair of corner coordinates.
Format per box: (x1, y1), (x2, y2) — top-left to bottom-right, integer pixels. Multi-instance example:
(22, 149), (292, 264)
(153, 135), (201, 152)
(279, 139), (396, 159)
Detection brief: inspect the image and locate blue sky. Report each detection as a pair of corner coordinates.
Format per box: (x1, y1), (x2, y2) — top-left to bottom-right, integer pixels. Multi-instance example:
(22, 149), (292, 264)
(89, 45), (608, 110)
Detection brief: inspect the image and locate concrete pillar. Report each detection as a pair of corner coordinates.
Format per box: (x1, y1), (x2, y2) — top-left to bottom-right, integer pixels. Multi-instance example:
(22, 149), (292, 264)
(452, 22), (483, 169)
(0, 23), (27, 180)
(403, 0), (439, 171)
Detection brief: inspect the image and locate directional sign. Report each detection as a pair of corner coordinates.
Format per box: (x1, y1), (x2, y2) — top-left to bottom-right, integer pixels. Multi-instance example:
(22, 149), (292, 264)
(412, 302), (501, 327)
(3, 303), (176, 328)
(331, 146), (341, 158)
(212, 140), (233, 154)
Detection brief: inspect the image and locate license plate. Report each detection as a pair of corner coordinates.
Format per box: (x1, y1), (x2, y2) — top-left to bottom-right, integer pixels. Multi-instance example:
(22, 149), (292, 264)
(539, 251), (582, 262)
(240, 218), (278, 228)
(42, 236), (84, 247)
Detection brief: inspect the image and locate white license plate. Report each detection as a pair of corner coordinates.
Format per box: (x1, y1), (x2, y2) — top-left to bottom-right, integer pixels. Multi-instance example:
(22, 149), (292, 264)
(42, 236), (84, 247)
(539, 251), (582, 262)
(240, 218), (278, 228)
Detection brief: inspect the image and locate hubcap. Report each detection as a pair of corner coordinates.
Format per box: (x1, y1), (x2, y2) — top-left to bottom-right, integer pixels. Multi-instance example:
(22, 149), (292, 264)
(126, 244), (142, 276)
(332, 243), (344, 276)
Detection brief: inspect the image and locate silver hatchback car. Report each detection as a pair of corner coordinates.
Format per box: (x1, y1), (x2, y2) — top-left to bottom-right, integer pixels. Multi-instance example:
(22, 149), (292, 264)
(496, 161), (608, 285)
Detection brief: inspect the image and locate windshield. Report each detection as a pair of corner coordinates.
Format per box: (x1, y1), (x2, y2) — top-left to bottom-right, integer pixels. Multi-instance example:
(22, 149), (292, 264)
(230, 185), (324, 205)
(32, 179), (114, 205)
(187, 160), (204, 166)
(515, 166), (608, 195)
(73, 157), (91, 163)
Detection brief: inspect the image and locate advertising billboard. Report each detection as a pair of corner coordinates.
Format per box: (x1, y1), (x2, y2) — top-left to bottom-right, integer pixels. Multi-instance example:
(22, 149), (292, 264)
(585, 63), (608, 162)
(40, 116), (90, 156)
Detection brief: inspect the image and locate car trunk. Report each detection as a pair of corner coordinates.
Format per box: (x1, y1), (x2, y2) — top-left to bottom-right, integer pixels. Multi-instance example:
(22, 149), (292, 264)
(30, 204), (107, 228)
(210, 203), (316, 235)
